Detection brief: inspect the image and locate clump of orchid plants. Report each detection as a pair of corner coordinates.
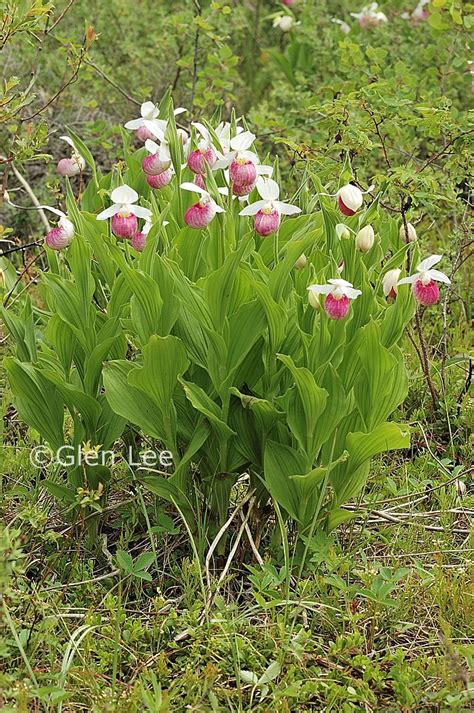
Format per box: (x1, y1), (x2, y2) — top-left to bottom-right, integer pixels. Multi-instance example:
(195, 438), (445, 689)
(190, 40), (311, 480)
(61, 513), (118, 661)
(5, 97), (455, 556)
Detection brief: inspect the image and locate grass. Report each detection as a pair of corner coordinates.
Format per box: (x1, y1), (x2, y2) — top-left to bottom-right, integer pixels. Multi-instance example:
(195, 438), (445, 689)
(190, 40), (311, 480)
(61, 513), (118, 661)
(0, 394), (472, 711)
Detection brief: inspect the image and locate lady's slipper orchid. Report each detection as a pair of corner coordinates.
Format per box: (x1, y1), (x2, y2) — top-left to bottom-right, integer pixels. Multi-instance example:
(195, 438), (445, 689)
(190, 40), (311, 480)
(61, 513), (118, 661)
(124, 101), (186, 141)
(332, 18), (351, 33)
(181, 182), (224, 229)
(398, 255), (450, 306)
(214, 131), (259, 190)
(336, 183), (373, 216)
(351, 3), (388, 28)
(96, 185), (152, 238)
(282, 0), (296, 6)
(131, 220), (152, 252)
(307, 279), (362, 320)
(239, 177), (301, 237)
(382, 269), (401, 299)
(187, 123), (218, 174)
(411, 0), (429, 22)
(43, 207), (75, 250)
(57, 136), (85, 177)
(355, 225), (375, 252)
(142, 139), (172, 176)
(273, 15), (295, 32)
(399, 222), (417, 243)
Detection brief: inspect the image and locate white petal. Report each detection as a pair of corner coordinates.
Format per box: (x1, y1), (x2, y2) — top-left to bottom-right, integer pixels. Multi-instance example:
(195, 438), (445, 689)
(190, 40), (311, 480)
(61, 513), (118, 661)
(344, 287), (362, 299)
(213, 203), (225, 214)
(180, 182), (207, 197)
(417, 254), (442, 273)
(124, 118), (143, 130)
(144, 119), (165, 141)
(174, 107), (187, 116)
(427, 269), (451, 285)
(213, 154), (233, 170)
(257, 164), (273, 176)
(256, 177), (280, 202)
(307, 284), (334, 295)
(275, 201), (301, 215)
(141, 101), (158, 120)
(329, 278), (353, 287)
(60, 135), (76, 149)
(111, 185), (138, 205)
(239, 200), (267, 216)
(230, 131), (255, 151)
(145, 139), (160, 154)
(397, 275), (417, 286)
(97, 205), (120, 220)
(240, 150), (260, 164)
(41, 206), (66, 218)
(133, 205), (152, 219)
(192, 122), (210, 142)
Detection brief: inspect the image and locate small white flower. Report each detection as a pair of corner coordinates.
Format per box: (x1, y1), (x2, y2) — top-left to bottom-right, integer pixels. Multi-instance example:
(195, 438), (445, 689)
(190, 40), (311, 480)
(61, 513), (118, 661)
(397, 255), (451, 287)
(239, 177), (301, 217)
(96, 185), (152, 221)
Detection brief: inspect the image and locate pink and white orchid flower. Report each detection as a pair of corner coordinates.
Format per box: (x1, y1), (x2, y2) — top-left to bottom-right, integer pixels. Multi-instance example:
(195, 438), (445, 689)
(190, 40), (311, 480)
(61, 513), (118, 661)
(213, 131), (262, 194)
(41, 206), (75, 250)
(57, 136), (85, 177)
(142, 139), (172, 176)
(181, 182), (225, 229)
(307, 279), (362, 320)
(97, 185), (152, 238)
(239, 177), (301, 236)
(398, 255), (450, 306)
(351, 3), (387, 28)
(124, 101), (186, 142)
(187, 122), (218, 174)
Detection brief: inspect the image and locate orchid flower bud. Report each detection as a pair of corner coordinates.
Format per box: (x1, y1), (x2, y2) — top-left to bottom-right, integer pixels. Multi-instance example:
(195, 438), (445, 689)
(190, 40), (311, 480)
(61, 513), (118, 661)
(399, 222), (417, 243)
(45, 216), (75, 250)
(177, 128), (190, 145)
(294, 253), (308, 270)
(131, 231), (147, 252)
(337, 184), (364, 215)
(274, 15), (295, 31)
(282, 0), (296, 5)
(382, 269), (401, 299)
(307, 290), (320, 310)
(455, 479), (466, 497)
(336, 223), (351, 240)
(355, 225), (375, 252)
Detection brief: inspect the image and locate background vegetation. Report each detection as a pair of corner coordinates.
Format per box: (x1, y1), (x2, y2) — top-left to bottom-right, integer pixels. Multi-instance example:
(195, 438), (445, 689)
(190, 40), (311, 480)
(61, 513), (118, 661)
(0, 1), (472, 710)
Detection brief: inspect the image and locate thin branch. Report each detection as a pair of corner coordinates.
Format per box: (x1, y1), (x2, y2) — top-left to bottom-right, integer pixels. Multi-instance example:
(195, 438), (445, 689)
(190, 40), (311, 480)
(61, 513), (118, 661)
(84, 59), (141, 106)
